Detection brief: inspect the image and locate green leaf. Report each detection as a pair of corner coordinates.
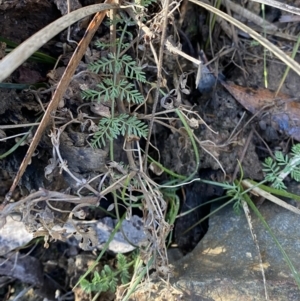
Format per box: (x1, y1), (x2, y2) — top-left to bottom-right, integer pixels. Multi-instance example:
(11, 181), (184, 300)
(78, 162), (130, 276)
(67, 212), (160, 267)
(93, 271), (101, 283)
(272, 180), (287, 190)
(291, 168), (300, 182)
(109, 277), (118, 292)
(274, 151), (288, 164)
(80, 278), (92, 292)
(92, 114), (148, 148)
(117, 253), (127, 268)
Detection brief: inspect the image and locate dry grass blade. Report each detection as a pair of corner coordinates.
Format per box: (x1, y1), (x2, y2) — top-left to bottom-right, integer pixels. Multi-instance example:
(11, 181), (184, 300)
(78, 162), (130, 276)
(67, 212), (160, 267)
(242, 180), (300, 215)
(188, 0), (300, 76)
(242, 200), (269, 300)
(3, 2), (116, 205)
(223, 0), (277, 31)
(0, 3), (119, 82)
(251, 0), (300, 16)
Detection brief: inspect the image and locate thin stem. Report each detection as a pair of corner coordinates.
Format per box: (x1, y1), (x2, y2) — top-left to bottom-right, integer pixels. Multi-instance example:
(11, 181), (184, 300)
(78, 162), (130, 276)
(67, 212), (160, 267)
(143, 0), (170, 171)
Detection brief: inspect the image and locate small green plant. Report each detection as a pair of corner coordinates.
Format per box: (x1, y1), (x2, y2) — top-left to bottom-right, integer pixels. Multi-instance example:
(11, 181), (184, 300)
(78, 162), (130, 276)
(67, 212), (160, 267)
(80, 253), (132, 293)
(92, 113), (148, 148)
(82, 16), (148, 148)
(262, 144), (300, 190)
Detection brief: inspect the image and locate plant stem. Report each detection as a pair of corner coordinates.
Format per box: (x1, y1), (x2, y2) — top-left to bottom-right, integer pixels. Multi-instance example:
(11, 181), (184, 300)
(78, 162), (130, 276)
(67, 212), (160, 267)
(247, 179), (300, 202)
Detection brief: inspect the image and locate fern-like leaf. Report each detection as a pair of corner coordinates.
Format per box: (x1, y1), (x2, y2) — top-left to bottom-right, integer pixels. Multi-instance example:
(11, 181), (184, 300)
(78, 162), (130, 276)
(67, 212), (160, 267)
(292, 144), (300, 155)
(116, 254), (130, 284)
(80, 278), (92, 293)
(95, 40), (116, 50)
(262, 157), (280, 183)
(272, 180), (287, 190)
(88, 54), (115, 74)
(233, 199), (242, 215)
(119, 54), (146, 82)
(291, 168), (300, 182)
(118, 79), (144, 103)
(117, 254), (127, 268)
(274, 150), (289, 165)
(92, 114), (148, 148)
(88, 53), (146, 83)
(81, 88), (103, 102)
(82, 79), (144, 104)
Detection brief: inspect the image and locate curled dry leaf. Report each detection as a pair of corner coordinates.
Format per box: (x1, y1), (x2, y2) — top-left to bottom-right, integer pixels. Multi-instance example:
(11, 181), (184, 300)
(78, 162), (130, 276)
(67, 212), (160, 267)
(126, 207), (132, 221)
(160, 91), (174, 109)
(44, 158), (59, 180)
(109, 161), (128, 175)
(81, 118), (98, 133)
(79, 83), (89, 91)
(90, 102), (111, 117)
(179, 73), (191, 95)
(160, 89), (181, 109)
(188, 117), (199, 129)
(178, 127), (189, 137)
(178, 127), (190, 150)
(107, 204), (115, 211)
(127, 135), (140, 143)
(222, 81), (300, 141)
(149, 162), (164, 176)
(73, 209), (87, 219)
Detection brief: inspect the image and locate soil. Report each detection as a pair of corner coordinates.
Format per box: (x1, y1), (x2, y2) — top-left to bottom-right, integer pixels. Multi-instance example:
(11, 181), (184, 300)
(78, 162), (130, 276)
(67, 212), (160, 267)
(0, 0), (300, 300)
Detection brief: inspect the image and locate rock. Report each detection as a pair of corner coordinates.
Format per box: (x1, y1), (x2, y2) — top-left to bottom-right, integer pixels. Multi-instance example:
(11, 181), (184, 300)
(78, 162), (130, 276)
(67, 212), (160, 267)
(0, 253), (59, 300)
(0, 254), (43, 286)
(63, 215), (146, 253)
(59, 132), (107, 174)
(94, 215), (146, 253)
(171, 201), (300, 300)
(0, 216), (33, 256)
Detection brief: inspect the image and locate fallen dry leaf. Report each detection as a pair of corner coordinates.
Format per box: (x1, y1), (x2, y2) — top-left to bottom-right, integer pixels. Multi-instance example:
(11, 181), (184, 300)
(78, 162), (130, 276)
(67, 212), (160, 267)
(222, 81), (300, 141)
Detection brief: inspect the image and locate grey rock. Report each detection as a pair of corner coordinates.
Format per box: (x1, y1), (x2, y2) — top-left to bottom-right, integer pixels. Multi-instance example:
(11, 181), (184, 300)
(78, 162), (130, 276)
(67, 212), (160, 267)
(64, 215), (146, 253)
(60, 137), (107, 173)
(0, 216), (33, 256)
(171, 202), (300, 300)
(0, 254), (43, 286)
(96, 215), (146, 253)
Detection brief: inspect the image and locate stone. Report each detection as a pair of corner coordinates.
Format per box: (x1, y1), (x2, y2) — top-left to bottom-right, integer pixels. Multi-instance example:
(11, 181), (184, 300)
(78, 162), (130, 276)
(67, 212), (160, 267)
(171, 201), (300, 300)
(0, 215), (33, 256)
